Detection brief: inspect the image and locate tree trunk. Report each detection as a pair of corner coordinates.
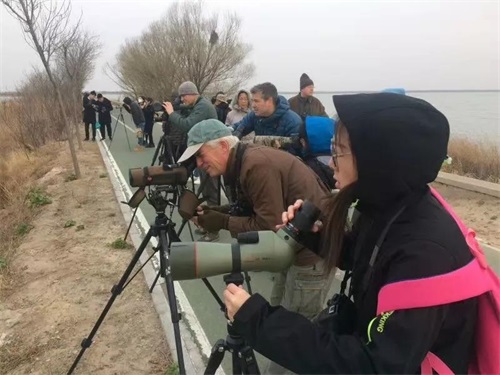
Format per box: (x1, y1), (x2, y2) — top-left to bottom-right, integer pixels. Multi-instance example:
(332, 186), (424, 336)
(72, 90), (83, 150)
(56, 88), (81, 178)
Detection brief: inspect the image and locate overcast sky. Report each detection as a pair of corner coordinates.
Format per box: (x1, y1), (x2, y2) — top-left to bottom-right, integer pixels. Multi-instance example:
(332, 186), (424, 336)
(0, 0), (498, 93)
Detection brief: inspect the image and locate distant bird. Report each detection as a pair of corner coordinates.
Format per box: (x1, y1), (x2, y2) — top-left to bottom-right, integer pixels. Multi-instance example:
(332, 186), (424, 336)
(209, 30), (219, 45)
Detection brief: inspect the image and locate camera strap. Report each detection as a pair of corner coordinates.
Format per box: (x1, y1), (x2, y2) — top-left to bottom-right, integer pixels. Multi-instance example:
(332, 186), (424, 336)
(230, 143), (248, 204)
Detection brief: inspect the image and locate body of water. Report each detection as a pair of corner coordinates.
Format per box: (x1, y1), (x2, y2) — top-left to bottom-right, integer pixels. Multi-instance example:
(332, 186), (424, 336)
(3, 90), (498, 142)
(283, 91), (499, 142)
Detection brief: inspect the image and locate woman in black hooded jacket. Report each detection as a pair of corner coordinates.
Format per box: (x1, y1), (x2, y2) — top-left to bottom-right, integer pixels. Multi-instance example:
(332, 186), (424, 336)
(223, 93), (477, 374)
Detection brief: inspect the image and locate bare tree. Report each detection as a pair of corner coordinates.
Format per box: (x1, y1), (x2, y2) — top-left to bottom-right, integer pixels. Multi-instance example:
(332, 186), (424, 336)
(107, 0), (254, 99)
(57, 29), (101, 150)
(2, 0), (82, 178)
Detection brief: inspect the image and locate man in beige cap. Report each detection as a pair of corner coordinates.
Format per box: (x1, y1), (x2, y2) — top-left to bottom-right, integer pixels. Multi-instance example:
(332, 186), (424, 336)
(213, 92), (231, 124)
(178, 120), (335, 356)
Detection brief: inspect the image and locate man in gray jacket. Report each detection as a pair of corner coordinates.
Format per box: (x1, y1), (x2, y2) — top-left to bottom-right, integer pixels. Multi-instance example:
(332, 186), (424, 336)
(123, 96), (146, 151)
(163, 81), (220, 241)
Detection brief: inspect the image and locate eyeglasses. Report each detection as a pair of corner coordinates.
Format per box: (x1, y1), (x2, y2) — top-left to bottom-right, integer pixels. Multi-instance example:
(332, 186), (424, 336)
(330, 143), (351, 168)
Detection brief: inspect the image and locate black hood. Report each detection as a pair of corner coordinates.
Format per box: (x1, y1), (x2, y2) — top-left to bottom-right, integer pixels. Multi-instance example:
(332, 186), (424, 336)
(333, 93), (449, 211)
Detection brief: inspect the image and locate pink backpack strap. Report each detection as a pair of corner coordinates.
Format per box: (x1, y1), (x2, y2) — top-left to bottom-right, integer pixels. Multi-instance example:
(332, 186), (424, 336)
(422, 352), (454, 375)
(377, 258), (492, 314)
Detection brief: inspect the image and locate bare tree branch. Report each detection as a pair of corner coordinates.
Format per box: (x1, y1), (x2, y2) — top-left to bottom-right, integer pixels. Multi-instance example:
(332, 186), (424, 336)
(2, 0), (85, 178)
(111, 0), (254, 100)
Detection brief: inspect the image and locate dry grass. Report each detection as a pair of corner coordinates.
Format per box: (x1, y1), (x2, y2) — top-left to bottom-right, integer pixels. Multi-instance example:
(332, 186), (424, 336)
(0, 99), (64, 290)
(442, 137), (500, 183)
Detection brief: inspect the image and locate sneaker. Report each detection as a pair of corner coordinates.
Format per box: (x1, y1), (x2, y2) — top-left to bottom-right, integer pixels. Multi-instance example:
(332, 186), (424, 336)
(198, 232), (220, 242)
(134, 146), (144, 152)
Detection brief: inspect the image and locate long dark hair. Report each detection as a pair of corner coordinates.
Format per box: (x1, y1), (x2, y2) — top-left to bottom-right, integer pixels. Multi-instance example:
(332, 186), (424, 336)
(319, 121), (357, 271)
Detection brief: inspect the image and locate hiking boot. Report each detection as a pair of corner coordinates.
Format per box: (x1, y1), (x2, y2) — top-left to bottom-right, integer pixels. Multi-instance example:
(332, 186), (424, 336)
(198, 232), (220, 242)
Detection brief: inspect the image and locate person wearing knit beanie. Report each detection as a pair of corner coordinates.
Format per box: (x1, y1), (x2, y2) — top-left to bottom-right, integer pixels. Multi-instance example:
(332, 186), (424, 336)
(300, 73), (314, 90)
(288, 73), (328, 119)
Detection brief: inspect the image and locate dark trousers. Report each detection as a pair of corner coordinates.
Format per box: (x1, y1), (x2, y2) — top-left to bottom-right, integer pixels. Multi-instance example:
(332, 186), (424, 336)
(144, 122), (154, 145)
(99, 122), (112, 139)
(199, 170), (219, 206)
(84, 121), (96, 140)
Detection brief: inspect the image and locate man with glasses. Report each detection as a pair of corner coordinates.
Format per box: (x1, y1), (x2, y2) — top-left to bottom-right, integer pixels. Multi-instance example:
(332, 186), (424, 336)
(162, 81), (219, 241)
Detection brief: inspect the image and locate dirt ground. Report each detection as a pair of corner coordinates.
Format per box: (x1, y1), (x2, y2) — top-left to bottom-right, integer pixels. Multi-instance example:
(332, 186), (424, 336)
(0, 143), (172, 375)
(431, 182), (500, 248)
(0, 141), (498, 375)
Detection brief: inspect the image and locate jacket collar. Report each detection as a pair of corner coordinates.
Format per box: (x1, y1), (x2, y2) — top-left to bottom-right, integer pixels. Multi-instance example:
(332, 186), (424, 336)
(223, 145), (239, 185)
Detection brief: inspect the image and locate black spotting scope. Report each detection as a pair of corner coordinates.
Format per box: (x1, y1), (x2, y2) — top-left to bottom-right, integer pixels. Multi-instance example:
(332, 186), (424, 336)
(169, 200), (321, 280)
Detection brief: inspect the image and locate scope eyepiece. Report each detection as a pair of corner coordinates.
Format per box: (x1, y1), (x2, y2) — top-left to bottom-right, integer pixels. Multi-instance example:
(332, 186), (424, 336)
(284, 200), (321, 237)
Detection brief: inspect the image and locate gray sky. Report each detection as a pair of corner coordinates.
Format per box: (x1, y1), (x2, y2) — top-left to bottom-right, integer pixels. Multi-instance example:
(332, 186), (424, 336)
(0, 0), (498, 92)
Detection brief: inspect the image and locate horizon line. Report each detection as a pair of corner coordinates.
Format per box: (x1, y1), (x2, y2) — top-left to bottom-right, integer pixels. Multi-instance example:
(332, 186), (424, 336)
(1, 88), (499, 96)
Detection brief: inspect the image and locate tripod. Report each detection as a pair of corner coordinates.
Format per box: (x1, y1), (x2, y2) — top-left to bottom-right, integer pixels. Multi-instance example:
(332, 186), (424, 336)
(68, 187), (186, 375)
(204, 273), (260, 375)
(110, 105), (132, 151)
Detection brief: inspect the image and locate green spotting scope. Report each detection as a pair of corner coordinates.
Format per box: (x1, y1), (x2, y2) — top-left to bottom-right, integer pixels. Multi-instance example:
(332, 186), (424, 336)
(169, 200), (321, 280)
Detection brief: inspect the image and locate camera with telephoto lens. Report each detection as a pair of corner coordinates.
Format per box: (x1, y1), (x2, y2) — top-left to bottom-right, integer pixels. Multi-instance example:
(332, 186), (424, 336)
(152, 95), (183, 123)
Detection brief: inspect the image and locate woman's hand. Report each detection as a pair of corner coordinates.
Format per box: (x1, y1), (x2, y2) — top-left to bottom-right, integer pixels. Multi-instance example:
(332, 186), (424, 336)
(224, 283), (251, 321)
(275, 199), (323, 232)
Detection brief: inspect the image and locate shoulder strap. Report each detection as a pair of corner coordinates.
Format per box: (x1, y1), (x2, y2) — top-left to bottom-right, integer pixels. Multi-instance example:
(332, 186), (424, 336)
(230, 143), (248, 203)
(377, 187), (496, 315)
(377, 258), (493, 314)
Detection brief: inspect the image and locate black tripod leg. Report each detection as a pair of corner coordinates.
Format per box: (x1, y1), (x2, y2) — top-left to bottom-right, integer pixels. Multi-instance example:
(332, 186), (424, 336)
(238, 345), (261, 375)
(148, 267), (162, 293)
(67, 228), (154, 374)
(158, 230), (186, 375)
(204, 339), (227, 375)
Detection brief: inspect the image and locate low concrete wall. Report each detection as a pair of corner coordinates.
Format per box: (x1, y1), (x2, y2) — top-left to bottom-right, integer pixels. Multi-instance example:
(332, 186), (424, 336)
(436, 172), (500, 198)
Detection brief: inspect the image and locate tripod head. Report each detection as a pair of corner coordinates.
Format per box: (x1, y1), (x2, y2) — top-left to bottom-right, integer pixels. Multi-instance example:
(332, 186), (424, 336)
(148, 186), (178, 214)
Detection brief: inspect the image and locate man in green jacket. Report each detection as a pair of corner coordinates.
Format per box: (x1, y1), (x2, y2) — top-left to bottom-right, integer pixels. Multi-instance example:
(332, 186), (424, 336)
(288, 73), (328, 120)
(163, 81), (219, 241)
(162, 81), (217, 132)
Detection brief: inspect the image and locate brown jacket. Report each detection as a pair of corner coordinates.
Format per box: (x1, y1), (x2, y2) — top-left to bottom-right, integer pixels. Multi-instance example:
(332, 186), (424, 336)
(224, 143), (330, 266)
(288, 94), (328, 119)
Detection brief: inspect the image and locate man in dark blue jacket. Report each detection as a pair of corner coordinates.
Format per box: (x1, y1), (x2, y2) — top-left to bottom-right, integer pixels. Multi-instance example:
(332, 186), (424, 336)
(232, 82), (302, 153)
(96, 93), (113, 141)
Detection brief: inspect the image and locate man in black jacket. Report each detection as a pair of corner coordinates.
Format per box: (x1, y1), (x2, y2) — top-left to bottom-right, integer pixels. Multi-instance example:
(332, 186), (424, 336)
(96, 93), (113, 141)
(224, 93), (478, 374)
(82, 90), (98, 141)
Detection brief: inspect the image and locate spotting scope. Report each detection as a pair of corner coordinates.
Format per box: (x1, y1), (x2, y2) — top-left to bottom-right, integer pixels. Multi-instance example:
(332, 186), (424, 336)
(169, 200), (321, 280)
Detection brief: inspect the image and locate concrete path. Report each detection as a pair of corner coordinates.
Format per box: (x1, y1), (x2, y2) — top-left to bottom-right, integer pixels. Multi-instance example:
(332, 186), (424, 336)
(102, 108), (500, 374)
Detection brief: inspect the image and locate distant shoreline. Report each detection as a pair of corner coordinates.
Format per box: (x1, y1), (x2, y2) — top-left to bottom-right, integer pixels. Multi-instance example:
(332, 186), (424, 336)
(1, 89), (499, 97)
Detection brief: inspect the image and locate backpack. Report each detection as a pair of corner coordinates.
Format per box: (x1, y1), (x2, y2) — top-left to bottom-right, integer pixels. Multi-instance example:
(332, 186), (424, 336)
(377, 187), (500, 375)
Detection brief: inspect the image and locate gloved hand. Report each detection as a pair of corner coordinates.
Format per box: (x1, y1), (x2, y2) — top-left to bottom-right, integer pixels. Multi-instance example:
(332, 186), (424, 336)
(198, 210), (229, 232)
